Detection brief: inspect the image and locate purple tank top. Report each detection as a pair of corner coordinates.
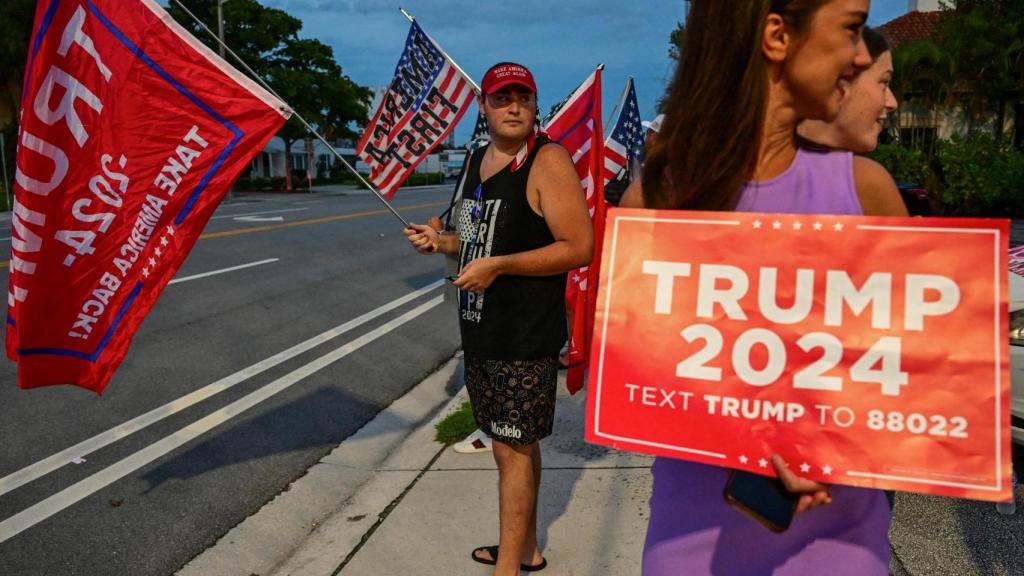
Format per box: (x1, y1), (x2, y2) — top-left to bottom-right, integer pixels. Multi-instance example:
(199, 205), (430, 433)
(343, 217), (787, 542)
(643, 148), (891, 576)
(736, 147), (863, 215)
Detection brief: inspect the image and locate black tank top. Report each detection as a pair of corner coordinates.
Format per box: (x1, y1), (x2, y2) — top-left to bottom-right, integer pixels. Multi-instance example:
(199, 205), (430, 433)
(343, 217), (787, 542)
(455, 136), (567, 359)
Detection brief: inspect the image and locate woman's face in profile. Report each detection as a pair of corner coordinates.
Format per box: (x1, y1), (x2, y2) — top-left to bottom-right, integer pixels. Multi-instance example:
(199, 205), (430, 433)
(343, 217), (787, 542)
(828, 50), (897, 153)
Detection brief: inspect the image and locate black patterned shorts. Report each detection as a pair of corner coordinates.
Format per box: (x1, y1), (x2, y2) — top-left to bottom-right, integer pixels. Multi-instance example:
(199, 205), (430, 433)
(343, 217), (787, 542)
(464, 355), (559, 446)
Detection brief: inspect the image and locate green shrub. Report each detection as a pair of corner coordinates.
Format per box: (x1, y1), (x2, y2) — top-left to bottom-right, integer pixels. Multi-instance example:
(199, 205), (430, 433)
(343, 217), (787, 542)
(869, 142), (928, 184)
(934, 134), (1024, 217)
(870, 134), (1023, 218)
(402, 172), (446, 187)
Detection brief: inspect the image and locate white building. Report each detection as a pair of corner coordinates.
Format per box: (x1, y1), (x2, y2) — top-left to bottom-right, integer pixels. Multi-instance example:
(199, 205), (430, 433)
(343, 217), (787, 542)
(248, 136), (343, 179)
(249, 135), (444, 180)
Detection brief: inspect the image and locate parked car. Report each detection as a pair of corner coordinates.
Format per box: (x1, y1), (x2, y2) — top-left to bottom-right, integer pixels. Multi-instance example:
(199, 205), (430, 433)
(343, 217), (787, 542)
(896, 182), (930, 216)
(1010, 246), (1023, 445)
(1012, 308), (1022, 445)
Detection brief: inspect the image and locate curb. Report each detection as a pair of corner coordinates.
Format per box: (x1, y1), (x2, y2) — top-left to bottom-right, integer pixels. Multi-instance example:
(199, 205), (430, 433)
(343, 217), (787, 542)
(176, 353), (465, 576)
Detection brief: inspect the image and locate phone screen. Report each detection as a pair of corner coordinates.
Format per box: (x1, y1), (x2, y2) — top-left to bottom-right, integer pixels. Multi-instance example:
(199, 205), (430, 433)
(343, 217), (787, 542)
(724, 470), (799, 533)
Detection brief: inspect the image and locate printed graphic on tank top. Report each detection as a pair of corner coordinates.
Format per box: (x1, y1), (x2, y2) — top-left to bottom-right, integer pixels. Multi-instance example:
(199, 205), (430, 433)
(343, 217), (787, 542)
(456, 186), (502, 324)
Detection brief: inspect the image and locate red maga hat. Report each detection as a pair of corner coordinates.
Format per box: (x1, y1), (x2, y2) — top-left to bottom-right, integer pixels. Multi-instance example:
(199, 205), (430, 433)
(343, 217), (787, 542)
(481, 63), (537, 95)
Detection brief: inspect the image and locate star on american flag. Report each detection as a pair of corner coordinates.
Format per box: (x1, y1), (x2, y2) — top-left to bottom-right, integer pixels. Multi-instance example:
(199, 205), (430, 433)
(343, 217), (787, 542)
(601, 79), (645, 186)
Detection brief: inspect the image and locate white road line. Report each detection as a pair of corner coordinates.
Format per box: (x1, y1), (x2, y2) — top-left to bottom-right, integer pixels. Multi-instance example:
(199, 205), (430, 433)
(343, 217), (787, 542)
(209, 207), (308, 220)
(0, 295), (442, 544)
(169, 259), (279, 285)
(0, 281), (443, 497)
(293, 200), (323, 205)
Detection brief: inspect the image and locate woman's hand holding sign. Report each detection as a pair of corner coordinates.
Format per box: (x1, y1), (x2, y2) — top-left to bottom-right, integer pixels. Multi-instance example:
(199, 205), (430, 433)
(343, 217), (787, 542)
(772, 455), (833, 514)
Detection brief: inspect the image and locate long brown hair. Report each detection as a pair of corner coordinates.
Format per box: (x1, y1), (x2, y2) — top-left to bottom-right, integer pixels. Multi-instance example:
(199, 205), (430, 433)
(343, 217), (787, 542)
(642, 0), (831, 210)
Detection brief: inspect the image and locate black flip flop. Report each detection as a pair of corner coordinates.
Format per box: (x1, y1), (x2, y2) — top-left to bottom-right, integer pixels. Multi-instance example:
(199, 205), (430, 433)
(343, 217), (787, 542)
(471, 545), (548, 572)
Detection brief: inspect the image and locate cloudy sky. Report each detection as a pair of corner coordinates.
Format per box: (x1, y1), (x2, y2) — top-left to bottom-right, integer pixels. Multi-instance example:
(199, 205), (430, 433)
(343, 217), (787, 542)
(258, 0), (909, 143)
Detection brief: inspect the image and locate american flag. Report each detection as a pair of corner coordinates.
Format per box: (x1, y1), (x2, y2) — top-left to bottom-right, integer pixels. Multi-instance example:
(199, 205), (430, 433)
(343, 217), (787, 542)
(603, 79), (644, 185)
(356, 21), (475, 197)
(466, 109), (489, 151)
(542, 68), (605, 394)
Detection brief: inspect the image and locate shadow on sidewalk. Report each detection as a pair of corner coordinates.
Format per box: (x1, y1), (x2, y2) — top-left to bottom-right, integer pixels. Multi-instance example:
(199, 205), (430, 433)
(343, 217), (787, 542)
(535, 386), (650, 574)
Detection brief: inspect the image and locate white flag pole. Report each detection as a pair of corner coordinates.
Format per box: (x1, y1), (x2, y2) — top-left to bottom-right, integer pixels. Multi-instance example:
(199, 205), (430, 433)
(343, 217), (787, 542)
(399, 8), (480, 96)
(603, 77), (631, 140)
(170, 0), (412, 228)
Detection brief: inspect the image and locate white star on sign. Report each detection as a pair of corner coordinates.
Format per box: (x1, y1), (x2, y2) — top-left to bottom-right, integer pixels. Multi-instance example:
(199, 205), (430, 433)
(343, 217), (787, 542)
(155, 247), (162, 257)
(792, 221), (803, 230)
(772, 221), (782, 230)
(833, 222), (844, 231)
(166, 226), (175, 236)
(822, 465), (833, 476)
(813, 222), (823, 231)
(800, 462), (811, 473)
(752, 220), (762, 229)
(160, 237), (169, 246)
(148, 257), (156, 268)
(142, 268), (149, 278)
(739, 455), (749, 464)
(758, 458), (768, 468)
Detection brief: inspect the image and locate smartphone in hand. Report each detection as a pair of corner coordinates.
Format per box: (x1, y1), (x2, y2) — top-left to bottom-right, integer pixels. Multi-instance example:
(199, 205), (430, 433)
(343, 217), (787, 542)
(723, 469), (799, 533)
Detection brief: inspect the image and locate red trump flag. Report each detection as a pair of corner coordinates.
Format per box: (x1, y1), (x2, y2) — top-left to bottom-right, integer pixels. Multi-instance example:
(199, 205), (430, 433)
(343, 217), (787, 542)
(8, 0), (289, 393)
(587, 209), (1013, 502)
(543, 68), (605, 394)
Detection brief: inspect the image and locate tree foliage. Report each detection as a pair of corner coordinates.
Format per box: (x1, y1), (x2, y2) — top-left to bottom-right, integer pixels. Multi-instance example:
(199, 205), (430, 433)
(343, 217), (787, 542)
(0, 0), (36, 190)
(893, 0), (1024, 144)
(168, 0), (370, 191)
(668, 22), (685, 62)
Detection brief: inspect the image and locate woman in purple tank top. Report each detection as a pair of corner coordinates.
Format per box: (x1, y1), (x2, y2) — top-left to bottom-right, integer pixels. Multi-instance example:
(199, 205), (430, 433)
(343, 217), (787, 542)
(620, 1), (907, 574)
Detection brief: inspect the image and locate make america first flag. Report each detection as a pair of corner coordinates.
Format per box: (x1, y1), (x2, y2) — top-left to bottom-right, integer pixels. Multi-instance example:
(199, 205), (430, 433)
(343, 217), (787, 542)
(357, 22), (475, 197)
(8, 0), (288, 393)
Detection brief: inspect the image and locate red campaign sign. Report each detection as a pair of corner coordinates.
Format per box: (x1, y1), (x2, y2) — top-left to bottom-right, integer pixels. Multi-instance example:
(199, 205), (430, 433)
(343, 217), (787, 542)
(586, 208), (1013, 502)
(8, 0), (288, 393)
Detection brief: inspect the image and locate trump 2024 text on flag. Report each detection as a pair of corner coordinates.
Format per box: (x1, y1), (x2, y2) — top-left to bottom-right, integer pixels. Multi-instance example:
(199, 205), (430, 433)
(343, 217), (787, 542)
(8, 0), (289, 393)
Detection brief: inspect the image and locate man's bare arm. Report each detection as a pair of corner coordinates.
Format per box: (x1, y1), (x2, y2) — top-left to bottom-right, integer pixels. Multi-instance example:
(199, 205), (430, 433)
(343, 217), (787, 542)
(454, 145), (593, 292)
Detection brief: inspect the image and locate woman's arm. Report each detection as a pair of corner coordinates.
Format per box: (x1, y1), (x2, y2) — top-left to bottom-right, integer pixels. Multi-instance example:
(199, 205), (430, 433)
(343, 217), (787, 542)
(854, 156), (908, 217)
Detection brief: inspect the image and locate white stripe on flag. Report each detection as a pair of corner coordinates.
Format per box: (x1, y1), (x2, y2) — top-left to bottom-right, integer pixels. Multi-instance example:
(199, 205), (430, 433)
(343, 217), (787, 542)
(571, 139), (592, 164)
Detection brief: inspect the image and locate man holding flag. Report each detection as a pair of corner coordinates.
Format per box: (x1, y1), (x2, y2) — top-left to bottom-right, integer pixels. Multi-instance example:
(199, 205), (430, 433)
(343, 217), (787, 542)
(405, 62), (592, 575)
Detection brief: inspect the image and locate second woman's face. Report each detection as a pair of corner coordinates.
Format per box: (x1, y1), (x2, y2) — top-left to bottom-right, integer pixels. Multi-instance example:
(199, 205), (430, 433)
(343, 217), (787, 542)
(829, 50), (897, 153)
(784, 0), (873, 122)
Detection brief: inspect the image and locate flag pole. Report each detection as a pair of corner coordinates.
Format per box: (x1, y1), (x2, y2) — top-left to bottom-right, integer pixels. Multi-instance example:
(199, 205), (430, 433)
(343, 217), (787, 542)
(603, 77), (631, 140)
(399, 8), (481, 95)
(0, 132), (10, 211)
(169, 0), (411, 228)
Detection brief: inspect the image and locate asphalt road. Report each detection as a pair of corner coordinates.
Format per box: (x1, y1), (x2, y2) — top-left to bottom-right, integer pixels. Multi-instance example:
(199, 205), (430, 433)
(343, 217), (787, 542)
(0, 185), (462, 576)
(0, 191), (1021, 576)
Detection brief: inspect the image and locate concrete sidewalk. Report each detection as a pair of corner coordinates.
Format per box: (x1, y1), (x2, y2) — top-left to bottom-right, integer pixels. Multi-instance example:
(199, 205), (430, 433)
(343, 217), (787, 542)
(180, 353), (1024, 576)
(179, 353), (653, 576)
